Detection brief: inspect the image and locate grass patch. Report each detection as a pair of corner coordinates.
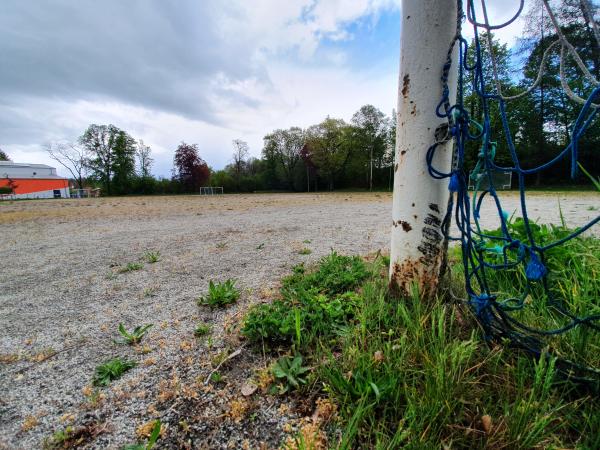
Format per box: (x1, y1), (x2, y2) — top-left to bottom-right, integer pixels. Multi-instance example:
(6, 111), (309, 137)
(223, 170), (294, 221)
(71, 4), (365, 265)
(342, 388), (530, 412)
(298, 248), (312, 255)
(242, 250), (600, 448)
(198, 279), (240, 307)
(452, 217), (600, 370)
(242, 252), (367, 349)
(143, 251), (161, 263)
(194, 323), (212, 337)
(118, 262), (144, 273)
(93, 358), (136, 386)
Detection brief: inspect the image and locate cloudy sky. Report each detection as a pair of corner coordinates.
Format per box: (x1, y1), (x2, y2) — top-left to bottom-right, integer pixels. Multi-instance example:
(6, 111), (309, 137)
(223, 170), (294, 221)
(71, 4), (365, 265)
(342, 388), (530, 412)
(0, 0), (525, 177)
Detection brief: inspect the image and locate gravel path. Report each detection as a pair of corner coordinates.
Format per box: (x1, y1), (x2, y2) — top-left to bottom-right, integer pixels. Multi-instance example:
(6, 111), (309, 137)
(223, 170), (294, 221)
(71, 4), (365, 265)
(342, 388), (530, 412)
(0, 192), (597, 449)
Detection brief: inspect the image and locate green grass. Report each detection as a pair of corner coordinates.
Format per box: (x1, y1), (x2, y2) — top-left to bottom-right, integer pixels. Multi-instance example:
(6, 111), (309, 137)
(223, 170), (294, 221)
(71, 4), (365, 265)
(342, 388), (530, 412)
(242, 250), (600, 449)
(298, 248), (312, 255)
(118, 262), (144, 273)
(194, 323), (212, 337)
(242, 252), (368, 349)
(115, 323), (153, 345)
(198, 279), (240, 307)
(93, 358), (136, 386)
(450, 217), (600, 370)
(143, 251), (160, 263)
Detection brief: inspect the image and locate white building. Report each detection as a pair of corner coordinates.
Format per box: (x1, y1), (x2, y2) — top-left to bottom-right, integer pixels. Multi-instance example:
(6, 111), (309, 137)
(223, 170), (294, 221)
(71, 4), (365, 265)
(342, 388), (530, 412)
(0, 162), (70, 199)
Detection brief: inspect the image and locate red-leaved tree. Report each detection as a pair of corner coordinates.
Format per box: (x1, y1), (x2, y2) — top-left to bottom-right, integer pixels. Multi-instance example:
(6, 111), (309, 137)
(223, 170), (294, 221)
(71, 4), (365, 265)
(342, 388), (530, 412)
(173, 142), (210, 192)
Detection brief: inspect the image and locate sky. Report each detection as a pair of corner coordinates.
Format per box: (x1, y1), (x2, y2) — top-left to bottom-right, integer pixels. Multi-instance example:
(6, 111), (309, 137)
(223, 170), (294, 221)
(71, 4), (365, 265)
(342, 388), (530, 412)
(0, 0), (526, 178)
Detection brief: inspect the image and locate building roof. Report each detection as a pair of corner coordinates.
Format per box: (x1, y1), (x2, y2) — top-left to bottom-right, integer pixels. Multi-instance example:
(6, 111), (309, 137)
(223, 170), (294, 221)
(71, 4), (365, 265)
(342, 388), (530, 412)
(0, 162), (55, 169)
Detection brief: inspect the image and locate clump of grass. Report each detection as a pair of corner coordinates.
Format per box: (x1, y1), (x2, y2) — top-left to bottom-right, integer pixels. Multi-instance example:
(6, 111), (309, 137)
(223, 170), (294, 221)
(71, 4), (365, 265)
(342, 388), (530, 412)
(118, 262), (144, 273)
(210, 372), (223, 383)
(194, 323), (211, 337)
(143, 251), (160, 263)
(242, 252), (367, 349)
(93, 358), (136, 386)
(298, 248), (312, 255)
(198, 279), (240, 307)
(143, 286), (157, 297)
(242, 250), (600, 448)
(115, 323), (153, 345)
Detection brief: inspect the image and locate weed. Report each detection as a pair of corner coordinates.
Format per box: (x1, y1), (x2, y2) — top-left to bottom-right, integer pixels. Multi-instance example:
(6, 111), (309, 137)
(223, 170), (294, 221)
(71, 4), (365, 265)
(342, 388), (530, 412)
(143, 286), (157, 297)
(198, 279), (240, 307)
(194, 323), (211, 337)
(118, 262), (144, 273)
(298, 248), (312, 255)
(93, 358), (136, 386)
(44, 426), (73, 449)
(242, 252), (367, 349)
(105, 271), (117, 280)
(216, 242), (227, 249)
(210, 371), (223, 383)
(115, 323), (153, 345)
(143, 251), (160, 264)
(303, 239), (312, 244)
(123, 420), (161, 450)
(272, 355), (310, 393)
(256, 243), (265, 250)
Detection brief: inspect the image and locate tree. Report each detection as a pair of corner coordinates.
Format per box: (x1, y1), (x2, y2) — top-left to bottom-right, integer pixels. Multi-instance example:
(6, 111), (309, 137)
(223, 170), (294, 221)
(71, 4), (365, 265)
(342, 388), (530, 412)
(262, 127), (305, 190)
(136, 140), (153, 178)
(173, 142), (210, 192)
(232, 139), (249, 190)
(111, 130), (137, 195)
(0, 149), (9, 161)
(305, 117), (351, 190)
(80, 124), (120, 195)
(44, 142), (89, 189)
(351, 105), (388, 190)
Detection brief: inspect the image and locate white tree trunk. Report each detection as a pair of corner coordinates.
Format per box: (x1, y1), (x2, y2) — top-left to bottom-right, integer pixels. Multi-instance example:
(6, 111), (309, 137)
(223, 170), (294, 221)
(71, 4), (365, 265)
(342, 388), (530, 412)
(389, 0), (458, 298)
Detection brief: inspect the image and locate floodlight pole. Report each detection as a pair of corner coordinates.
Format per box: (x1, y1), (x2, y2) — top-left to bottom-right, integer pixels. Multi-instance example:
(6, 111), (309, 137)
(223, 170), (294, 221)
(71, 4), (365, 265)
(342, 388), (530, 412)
(389, 0), (458, 298)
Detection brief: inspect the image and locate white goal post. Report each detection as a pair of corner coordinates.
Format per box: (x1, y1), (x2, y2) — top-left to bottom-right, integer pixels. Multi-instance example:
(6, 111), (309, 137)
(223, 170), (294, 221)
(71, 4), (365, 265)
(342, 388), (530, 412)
(389, 0), (458, 298)
(199, 186), (224, 195)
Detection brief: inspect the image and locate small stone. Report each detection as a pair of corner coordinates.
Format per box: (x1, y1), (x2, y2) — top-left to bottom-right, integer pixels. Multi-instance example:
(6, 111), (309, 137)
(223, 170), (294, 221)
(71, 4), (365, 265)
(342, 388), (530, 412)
(241, 381), (258, 397)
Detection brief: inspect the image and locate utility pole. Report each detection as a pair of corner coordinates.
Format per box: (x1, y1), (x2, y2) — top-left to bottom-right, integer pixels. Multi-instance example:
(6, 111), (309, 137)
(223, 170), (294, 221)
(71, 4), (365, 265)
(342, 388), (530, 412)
(389, 0), (458, 298)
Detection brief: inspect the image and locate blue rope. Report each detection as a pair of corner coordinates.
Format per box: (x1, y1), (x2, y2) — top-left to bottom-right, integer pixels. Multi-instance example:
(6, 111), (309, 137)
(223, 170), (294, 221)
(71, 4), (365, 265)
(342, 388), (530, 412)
(428, 0), (600, 387)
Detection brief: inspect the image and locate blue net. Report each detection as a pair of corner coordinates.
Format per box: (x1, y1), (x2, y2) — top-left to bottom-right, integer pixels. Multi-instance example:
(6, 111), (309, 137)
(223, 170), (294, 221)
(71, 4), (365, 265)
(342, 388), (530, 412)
(427, 0), (600, 387)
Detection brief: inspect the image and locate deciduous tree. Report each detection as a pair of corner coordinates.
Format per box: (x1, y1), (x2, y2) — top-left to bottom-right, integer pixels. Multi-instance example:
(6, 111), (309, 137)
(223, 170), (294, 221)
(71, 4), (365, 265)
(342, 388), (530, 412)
(173, 142), (210, 192)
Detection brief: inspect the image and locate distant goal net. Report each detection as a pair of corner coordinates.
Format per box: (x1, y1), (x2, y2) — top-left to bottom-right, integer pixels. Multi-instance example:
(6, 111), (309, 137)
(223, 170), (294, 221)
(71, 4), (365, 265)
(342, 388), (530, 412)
(199, 186), (224, 195)
(468, 170), (512, 191)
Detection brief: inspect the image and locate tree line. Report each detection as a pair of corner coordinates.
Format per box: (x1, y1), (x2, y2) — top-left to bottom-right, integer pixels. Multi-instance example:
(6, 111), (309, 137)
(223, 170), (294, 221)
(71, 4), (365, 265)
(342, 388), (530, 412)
(37, 103), (396, 195)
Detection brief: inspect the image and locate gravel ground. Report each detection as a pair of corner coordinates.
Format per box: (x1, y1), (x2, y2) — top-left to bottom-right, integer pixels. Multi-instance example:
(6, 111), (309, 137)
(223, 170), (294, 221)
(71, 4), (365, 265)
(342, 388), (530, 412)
(0, 192), (597, 449)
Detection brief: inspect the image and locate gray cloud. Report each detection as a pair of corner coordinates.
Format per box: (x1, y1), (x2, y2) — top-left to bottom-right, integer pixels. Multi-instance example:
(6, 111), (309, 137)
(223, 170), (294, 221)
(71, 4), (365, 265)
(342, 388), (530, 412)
(0, 0), (266, 123)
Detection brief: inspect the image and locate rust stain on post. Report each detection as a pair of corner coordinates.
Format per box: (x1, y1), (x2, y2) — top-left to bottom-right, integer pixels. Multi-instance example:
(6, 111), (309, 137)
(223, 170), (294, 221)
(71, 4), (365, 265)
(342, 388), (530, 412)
(402, 74), (410, 97)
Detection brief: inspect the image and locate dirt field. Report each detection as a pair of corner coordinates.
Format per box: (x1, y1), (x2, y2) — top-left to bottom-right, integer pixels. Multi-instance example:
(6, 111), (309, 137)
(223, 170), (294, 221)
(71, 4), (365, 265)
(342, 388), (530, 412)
(0, 192), (598, 449)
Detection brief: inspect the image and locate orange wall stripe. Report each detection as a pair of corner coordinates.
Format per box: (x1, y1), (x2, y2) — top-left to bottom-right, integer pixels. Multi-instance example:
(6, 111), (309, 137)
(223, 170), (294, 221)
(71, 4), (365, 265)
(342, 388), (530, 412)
(0, 178), (68, 194)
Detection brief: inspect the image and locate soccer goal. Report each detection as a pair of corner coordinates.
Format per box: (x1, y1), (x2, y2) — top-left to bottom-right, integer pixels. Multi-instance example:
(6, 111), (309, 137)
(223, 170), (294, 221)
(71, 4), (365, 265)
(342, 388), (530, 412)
(468, 170), (512, 191)
(199, 186), (224, 195)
